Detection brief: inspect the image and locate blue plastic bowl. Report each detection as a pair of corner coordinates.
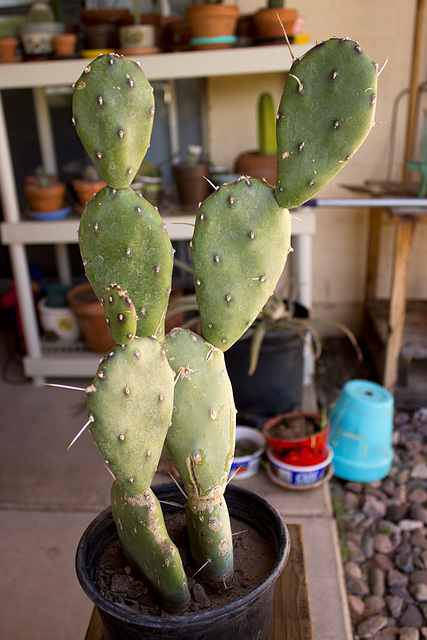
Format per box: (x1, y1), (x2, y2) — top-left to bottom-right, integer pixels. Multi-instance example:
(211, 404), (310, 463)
(328, 379), (394, 482)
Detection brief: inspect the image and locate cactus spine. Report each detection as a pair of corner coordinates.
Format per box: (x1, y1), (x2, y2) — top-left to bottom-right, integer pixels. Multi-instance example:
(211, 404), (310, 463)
(71, 39), (378, 613)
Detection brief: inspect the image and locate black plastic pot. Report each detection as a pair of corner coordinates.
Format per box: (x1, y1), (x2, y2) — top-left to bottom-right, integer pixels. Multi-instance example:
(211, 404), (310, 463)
(225, 304), (309, 421)
(76, 483), (290, 640)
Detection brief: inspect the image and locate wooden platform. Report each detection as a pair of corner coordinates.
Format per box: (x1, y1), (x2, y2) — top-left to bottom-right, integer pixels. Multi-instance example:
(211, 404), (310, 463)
(84, 523), (313, 640)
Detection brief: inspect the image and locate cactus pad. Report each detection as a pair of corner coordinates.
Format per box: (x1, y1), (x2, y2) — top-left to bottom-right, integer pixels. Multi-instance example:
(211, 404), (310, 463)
(111, 482), (190, 612)
(163, 328), (235, 589)
(102, 284), (137, 345)
(87, 336), (174, 495)
(191, 177), (291, 350)
(275, 38), (378, 209)
(79, 186), (173, 339)
(72, 53), (154, 189)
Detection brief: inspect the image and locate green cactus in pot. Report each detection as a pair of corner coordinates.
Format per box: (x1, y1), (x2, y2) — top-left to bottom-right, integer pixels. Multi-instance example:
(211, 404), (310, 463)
(70, 39), (378, 613)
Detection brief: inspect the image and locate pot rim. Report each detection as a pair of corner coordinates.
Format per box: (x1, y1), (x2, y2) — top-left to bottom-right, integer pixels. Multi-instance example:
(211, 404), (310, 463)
(76, 482), (290, 629)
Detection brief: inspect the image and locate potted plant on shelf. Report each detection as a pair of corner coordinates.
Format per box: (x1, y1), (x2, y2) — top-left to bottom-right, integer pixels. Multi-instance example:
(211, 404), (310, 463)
(63, 35), (377, 637)
(186, 1), (239, 50)
(72, 164), (107, 208)
(253, 0), (298, 43)
(234, 91), (278, 185)
(118, 0), (158, 53)
(24, 166), (66, 213)
(20, 1), (65, 58)
(172, 144), (210, 208)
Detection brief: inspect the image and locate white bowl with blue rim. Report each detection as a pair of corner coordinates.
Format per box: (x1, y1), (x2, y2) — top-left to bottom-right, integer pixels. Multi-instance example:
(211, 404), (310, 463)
(230, 426), (266, 480)
(266, 445), (333, 488)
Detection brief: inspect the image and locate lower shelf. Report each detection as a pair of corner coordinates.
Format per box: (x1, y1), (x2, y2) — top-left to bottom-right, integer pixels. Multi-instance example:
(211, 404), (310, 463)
(24, 340), (101, 380)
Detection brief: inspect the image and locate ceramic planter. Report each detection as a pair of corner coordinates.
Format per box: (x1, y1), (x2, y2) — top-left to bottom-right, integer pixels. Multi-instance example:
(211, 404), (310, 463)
(37, 297), (80, 342)
(172, 162), (210, 208)
(72, 179), (107, 206)
(234, 151), (277, 186)
(76, 482), (290, 640)
(20, 21), (64, 56)
(24, 182), (65, 212)
(0, 37), (19, 62)
(66, 282), (114, 353)
(263, 412), (330, 467)
(253, 8), (298, 40)
(186, 5), (239, 50)
(119, 24), (156, 52)
(52, 32), (77, 57)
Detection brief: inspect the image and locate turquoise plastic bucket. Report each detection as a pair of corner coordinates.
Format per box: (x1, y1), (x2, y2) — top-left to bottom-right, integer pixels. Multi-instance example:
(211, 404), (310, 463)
(328, 379), (394, 482)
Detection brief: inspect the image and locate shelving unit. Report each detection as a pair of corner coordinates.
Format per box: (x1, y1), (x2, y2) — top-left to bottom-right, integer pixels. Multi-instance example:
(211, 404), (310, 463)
(0, 44), (315, 383)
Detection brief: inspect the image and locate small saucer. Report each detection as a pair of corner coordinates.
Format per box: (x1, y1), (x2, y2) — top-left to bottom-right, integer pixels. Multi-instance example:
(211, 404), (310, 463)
(26, 206), (72, 221)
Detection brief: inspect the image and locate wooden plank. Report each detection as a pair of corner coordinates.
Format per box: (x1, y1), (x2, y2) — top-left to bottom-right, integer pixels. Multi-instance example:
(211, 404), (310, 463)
(84, 524), (313, 640)
(383, 217), (416, 389)
(268, 524), (313, 640)
(365, 208), (384, 300)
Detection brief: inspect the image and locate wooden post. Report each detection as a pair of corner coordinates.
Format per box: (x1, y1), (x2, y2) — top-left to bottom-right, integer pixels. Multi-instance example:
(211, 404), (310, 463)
(383, 216), (416, 389)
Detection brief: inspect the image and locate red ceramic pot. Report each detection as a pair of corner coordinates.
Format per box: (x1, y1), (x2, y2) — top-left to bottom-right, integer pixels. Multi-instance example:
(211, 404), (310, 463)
(263, 412), (330, 467)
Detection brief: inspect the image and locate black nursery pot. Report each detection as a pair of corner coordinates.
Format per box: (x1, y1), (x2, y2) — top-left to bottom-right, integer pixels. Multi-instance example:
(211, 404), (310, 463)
(76, 483), (290, 640)
(225, 302), (309, 420)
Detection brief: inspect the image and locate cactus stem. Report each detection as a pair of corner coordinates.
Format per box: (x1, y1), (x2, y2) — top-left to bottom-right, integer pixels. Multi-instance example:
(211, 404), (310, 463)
(67, 415), (94, 450)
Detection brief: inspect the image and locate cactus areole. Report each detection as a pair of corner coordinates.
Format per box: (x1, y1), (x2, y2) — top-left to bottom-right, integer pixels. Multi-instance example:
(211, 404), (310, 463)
(71, 43), (378, 616)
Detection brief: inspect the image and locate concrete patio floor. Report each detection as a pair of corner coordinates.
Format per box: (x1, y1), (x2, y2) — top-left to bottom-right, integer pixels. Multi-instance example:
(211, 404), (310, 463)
(0, 341), (352, 640)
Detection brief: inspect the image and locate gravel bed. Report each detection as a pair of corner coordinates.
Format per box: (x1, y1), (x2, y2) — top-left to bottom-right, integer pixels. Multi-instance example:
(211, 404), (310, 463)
(316, 338), (427, 639)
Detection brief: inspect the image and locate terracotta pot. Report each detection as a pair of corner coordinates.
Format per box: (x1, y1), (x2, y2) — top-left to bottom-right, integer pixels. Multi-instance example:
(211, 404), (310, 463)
(254, 8), (298, 40)
(172, 162), (210, 208)
(25, 182), (65, 212)
(0, 37), (19, 61)
(80, 9), (131, 49)
(263, 412), (330, 467)
(72, 179), (107, 206)
(186, 5), (239, 50)
(234, 151), (277, 186)
(52, 32), (77, 57)
(67, 283), (114, 354)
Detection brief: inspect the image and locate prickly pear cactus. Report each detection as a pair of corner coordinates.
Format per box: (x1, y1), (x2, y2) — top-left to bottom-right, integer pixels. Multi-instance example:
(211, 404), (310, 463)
(86, 336), (174, 496)
(102, 284), (137, 345)
(72, 53), (154, 189)
(191, 177), (291, 350)
(164, 328), (235, 589)
(79, 186), (173, 339)
(275, 38), (378, 209)
(111, 482), (190, 611)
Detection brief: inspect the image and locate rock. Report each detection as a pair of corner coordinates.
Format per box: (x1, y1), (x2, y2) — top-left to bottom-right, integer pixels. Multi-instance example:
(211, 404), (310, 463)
(348, 594), (365, 617)
(347, 576), (370, 597)
(386, 594), (404, 618)
(374, 554), (396, 571)
(111, 574), (131, 593)
(411, 530), (427, 549)
(411, 583), (427, 602)
(400, 604), (424, 628)
(420, 550), (427, 569)
(363, 534), (375, 559)
(389, 586), (414, 604)
(409, 570), (427, 585)
(345, 561), (363, 580)
(395, 552), (416, 574)
(399, 628), (420, 640)
(192, 583), (210, 608)
(401, 520), (425, 532)
(374, 533), (394, 554)
(356, 614), (388, 638)
(388, 569), (409, 588)
(410, 505), (427, 525)
(364, 595), (386, 615)
(377, 628), (399, 640)
(363, 494), (387, 519)
(369, 567), (386, 597)
(412, 464), (427, 480)
(387, 505), (409, 524)
(408, 488), (427, 503)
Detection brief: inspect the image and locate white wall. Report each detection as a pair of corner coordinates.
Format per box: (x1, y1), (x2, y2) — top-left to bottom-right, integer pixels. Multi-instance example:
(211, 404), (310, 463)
(206, 0), (427, 332)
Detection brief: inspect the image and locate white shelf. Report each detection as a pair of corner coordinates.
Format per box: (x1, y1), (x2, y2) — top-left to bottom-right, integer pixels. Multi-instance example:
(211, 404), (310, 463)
(0, 45), (313, 382)
(0, 44), (310, 89)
